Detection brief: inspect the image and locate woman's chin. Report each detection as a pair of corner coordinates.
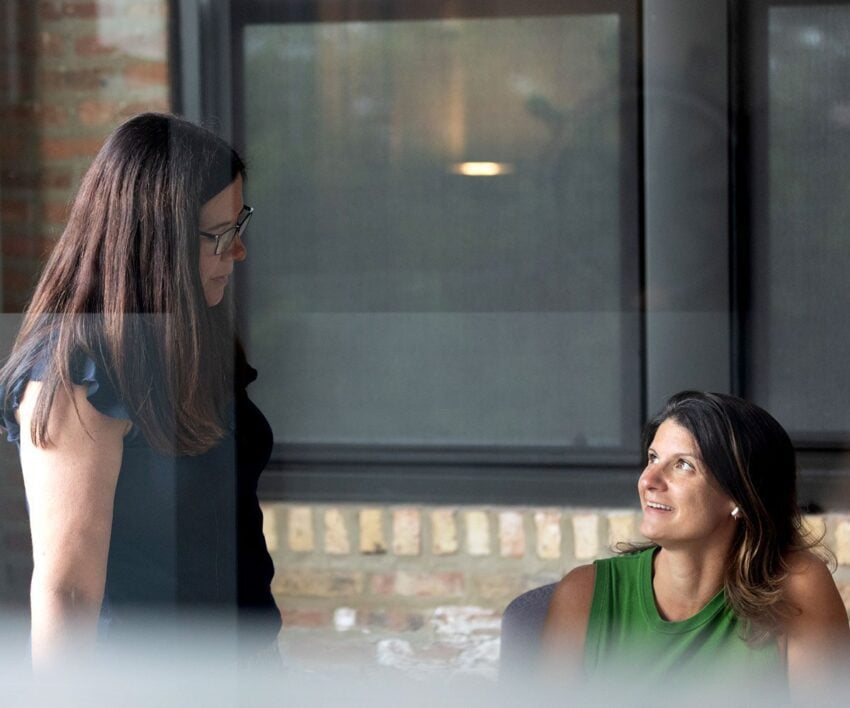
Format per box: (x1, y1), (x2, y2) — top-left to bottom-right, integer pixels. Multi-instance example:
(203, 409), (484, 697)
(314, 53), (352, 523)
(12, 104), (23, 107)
(204, 286), (226, 307)
(639, 519), (660, 542)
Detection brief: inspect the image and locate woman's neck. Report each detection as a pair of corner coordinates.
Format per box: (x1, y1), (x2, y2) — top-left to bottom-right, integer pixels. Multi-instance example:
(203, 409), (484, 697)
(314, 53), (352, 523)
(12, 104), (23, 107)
(651, 544), (730, 621)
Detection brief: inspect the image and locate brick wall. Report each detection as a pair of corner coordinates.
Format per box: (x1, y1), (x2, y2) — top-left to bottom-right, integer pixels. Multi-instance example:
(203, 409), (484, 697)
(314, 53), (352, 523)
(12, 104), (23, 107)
(1, 0), (849, 678)
(0, 0), (170, 311)
(0, 0), (170, 607)
(265, 502), (850, 673)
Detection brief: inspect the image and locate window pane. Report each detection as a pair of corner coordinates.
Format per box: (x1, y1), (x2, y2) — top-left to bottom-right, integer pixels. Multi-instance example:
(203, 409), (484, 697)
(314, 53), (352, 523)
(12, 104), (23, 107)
(749, 5), (850, 439)
(242, 12), (640, 448)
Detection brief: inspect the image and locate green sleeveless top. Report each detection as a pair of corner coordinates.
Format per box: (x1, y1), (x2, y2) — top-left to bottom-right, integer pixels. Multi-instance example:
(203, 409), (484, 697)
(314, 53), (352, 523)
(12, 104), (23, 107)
(584, 547), (783, 686)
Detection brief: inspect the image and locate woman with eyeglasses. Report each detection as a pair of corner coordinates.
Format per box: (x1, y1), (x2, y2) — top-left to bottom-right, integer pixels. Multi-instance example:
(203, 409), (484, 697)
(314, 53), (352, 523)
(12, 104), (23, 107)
(0, 113), (279, 667)
(540, 391), (850, 701)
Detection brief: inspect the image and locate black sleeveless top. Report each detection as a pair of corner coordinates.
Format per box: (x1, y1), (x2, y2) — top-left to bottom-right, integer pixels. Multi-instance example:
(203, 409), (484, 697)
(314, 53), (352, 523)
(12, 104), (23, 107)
(2, 346), (281, 652)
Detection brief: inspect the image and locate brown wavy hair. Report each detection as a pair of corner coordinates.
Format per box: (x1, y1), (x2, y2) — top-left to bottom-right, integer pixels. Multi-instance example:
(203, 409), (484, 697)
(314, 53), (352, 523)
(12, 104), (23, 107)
(631, 391), (823, 644)
(0, 113), (244, 455)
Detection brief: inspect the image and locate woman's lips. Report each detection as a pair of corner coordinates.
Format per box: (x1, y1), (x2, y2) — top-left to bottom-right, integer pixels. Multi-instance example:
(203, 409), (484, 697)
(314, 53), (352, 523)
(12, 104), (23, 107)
(645, 501), (674, 512)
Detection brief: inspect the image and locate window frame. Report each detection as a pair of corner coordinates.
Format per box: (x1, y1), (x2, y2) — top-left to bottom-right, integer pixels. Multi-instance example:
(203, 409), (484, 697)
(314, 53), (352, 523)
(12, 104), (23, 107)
(175, 0), (850, 509)
(233, 0), (647, 505)
(731, 0), (850, 510)
(733, 0), (850, 450)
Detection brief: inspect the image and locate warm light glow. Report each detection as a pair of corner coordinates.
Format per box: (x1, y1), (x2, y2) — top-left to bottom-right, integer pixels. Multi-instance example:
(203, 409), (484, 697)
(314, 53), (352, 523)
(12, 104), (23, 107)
(450, 161), (514, 176)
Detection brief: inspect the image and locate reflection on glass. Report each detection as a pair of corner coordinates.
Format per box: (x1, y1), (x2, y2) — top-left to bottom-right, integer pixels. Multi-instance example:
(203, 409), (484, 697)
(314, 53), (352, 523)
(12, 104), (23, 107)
(750, 6), (850, 437)
(244, 13), (639, 448)
(450, 161), (515, 176)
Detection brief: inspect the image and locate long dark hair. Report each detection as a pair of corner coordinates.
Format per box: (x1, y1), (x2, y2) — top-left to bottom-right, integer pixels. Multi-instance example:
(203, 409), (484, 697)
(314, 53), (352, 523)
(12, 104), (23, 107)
(641, 391), (818, 643)
(0, 113), (244, 455)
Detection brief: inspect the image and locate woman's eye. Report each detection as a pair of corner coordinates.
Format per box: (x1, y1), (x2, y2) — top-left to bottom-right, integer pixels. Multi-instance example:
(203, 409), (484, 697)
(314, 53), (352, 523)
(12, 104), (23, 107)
(647, 453), (658, 464)
(676, 459), (694, 472)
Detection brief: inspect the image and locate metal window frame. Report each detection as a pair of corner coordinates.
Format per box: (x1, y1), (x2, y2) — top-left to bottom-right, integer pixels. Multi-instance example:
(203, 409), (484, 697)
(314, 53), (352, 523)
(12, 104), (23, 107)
(173, 0), (847, 509)
(731, 0), (850, 510)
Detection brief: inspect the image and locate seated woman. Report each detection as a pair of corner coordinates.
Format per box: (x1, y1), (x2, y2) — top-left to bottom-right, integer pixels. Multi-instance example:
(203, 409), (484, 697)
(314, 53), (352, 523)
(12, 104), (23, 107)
(541, 391), (850, 699)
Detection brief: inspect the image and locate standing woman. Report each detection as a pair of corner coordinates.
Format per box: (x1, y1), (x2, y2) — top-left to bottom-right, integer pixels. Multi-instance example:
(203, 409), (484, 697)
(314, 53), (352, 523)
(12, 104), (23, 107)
(541, 391), (850, 699)
(0, 113), (280, 666)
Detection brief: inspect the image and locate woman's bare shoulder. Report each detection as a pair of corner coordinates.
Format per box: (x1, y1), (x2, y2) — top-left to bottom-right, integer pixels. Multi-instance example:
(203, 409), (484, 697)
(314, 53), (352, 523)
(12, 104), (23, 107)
(781, 549), (847, 627)
(540, 564), (596, 670)
(781, 551), (850, 695)
(552, 564), (596, 604)
(783, 549), (835, 596)
(545, 564), (596, 627)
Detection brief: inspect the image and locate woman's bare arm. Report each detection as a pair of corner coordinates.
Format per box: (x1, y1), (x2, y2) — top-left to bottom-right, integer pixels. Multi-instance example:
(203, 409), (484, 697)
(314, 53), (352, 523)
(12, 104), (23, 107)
(783, 550), (850, 701)
(18, 380), (128, 668)
(539, 564), (596, 683)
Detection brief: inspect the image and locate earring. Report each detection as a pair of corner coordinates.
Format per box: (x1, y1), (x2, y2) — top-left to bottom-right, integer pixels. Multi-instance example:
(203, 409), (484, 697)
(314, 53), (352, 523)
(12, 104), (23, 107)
(731, 506), (740, 519)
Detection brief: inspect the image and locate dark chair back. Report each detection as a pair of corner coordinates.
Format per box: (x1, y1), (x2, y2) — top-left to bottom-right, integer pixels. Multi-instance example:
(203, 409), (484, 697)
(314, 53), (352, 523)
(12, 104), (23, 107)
(499, 582), (557, 680)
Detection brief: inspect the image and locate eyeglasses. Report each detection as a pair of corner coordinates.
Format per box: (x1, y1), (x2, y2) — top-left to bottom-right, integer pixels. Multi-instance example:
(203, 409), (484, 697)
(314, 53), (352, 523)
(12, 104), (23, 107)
(199, 205), (254, 255)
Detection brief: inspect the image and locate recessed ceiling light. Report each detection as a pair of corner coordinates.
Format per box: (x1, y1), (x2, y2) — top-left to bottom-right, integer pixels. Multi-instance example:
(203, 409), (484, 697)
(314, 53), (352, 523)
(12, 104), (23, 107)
(450, 162), (514, 177)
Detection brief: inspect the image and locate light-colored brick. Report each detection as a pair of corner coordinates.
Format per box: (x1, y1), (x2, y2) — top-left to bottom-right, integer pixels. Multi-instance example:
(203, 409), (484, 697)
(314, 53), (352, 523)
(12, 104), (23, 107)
(127, 2), (169, 19)
(392, 508), (421, 556)
(75, 35), (117, 56)
(123, 61), (168, 87)
(259, 502), (278, 553)
(287, 506), (314, 552)
(359, 508), (387, 554)
(607, 512), (636, 549)
(39, 1), (103, 20)
(472, 574), (526, 602)
(836, 519), (850, 565)
(39, 135), (104, 160)
(324, 508), (350, 555)
(498, 510), (525, 558)
(273, 570), (364, 598)
(431, 508), (459, 555)
(371, 571), (464, 597)
(280, 609), (333, 628)
(534, 510), (562, 560)
(573, 513), (601, 560)
(78, 99), (119, 127)
(465, 510), (491, 556)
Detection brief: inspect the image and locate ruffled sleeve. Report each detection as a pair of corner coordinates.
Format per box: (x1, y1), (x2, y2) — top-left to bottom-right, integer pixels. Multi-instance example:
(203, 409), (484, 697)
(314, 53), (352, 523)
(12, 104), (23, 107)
(1, 375), (29, 444)
(1, 350), (131, 445)
(68, 350), (131, 422)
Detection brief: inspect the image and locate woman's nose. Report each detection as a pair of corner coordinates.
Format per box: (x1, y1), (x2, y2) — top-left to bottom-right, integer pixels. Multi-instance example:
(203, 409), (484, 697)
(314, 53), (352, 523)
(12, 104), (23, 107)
(226, 234), (247, 262)
(639, 464), (666, 490)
